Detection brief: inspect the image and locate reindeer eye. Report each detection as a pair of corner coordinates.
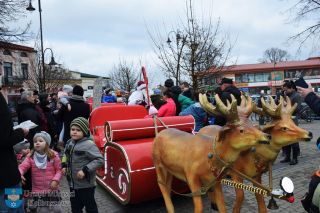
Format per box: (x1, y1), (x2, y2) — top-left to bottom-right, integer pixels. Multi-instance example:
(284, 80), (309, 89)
(282, 127), (288, 131)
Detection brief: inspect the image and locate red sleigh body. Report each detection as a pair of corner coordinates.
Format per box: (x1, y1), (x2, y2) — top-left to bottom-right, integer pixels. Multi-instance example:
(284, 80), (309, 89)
(89, 105), (195, 204)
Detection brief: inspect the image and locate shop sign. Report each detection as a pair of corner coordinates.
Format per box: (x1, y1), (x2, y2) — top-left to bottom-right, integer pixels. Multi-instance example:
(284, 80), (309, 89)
(271, 71), (284, 81)
(235, 82), (248, 87)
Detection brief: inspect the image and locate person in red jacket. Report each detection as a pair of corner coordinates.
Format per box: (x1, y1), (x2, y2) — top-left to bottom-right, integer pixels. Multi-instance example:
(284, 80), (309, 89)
(157, 90), (176, 117)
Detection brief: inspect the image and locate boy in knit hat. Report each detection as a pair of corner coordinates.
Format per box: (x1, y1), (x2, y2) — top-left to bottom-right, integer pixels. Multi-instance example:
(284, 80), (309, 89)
(61, 117), (103, 213)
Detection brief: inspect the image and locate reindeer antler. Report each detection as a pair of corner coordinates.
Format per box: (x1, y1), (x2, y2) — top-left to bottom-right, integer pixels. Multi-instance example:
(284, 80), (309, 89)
(261, 96), (282, 118)
(238, 95), (253, 117)
(280, 96), (297, 116)
(199, 93), (240, 124)
(252, 101), (265, 116)
(199, 93), (222, 117)
(214, 94), (240, 124)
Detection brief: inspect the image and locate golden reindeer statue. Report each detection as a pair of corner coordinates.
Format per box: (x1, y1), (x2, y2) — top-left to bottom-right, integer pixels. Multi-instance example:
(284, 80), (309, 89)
(152, 94), (270, 213)
(200, 95), (313, 213)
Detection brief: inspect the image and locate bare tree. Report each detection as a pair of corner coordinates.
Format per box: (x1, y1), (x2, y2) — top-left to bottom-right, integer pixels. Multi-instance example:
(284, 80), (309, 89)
(148, 0), (233, 92)
(20, 56), (75, 93)
(259, 47), (291, 63)
(0, 0), (31, 42)
(109, 59), (139, 92)
(287, 0), (320, 49)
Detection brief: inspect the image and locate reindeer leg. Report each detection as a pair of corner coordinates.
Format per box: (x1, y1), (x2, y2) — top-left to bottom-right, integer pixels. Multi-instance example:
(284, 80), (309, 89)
(187, 175), (203, 213)
(214, 181), (227, 213)
(254, 175), (267, 213)
(232, 175), (244, 213)
(155, 166), (175, 213)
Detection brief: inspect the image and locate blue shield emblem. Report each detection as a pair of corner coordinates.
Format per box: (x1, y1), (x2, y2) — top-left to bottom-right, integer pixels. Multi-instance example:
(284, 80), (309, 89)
(4, 188), (23, 208)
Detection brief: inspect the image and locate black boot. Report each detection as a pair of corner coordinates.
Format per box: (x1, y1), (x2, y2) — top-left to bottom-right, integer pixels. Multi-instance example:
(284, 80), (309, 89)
(280, 157), (290, 163)
(290, 158), (298, 165)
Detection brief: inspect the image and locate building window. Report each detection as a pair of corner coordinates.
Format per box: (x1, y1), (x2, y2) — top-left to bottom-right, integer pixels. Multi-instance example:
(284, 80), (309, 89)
(248, 73), (255, 83)
(3, 49), (11, 55)
(21, 63), (28, 79)
(20, 52), (28, 57)
(3, 62), (13, 84)
(4, 62), (12, 76)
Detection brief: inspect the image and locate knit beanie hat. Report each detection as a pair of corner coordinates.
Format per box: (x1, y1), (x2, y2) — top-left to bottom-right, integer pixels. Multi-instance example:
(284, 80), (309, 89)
(73, 85), (84, 96)
(70, 117), (90, 136)
(137, 81), (146, 91)
(165, 79), (174, 88)
(63, 85), (73, 94)
(34, 131), (51, 146)
(137, 81), (145, 87)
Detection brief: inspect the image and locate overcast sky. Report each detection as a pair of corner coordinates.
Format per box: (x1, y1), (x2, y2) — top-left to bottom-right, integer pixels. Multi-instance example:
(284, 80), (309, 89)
(21, 0), (317, 82)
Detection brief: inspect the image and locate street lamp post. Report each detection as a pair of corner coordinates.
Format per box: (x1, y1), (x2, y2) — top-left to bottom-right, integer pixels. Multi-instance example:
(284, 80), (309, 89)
(27, 0), (56, 92)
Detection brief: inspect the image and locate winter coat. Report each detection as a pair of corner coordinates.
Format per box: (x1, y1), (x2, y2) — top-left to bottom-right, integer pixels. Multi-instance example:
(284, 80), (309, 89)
(179, 102), (206, 132)
(215, 85), (241, 126)
(16, 100), (41, 146)
(312, 183), (320, 211)
(157, 98), (176, 117)
(287, 91), (302, 116)
(40, 106), (58, 147)
(18, 151), (62, 193)
(56, 96), (90, 143)
(62, 137), (103, 189)
(220, 85), (241, 105)
(182, 89), (194, 100)
(305, 92), (320, 116)
(101, 95), (116, 103)
(178, 94), (194, 111)
(0, 92), (25, 188)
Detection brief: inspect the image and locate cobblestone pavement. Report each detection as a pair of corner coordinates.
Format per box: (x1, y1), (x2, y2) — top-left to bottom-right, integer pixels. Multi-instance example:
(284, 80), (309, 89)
(60, 120), (320, 213)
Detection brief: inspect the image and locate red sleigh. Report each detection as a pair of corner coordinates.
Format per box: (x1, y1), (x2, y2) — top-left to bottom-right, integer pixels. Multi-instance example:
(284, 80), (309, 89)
(89, 105), (195, 204)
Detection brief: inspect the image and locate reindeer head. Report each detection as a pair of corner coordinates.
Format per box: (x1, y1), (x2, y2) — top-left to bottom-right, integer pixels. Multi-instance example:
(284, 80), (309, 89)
(254, 96), (312, 148)
(199, 94), (270, 152)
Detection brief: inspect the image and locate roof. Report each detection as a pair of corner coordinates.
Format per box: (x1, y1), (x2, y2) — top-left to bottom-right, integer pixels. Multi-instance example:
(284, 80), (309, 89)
(72, 71), (110, 79)
(0, 41), (36, 52)
(207, 57), (320, 74)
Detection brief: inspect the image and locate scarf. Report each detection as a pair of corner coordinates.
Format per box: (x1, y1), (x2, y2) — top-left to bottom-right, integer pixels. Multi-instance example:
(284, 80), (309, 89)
(71, 95), (85, 101)
(33, 152), (47, 169)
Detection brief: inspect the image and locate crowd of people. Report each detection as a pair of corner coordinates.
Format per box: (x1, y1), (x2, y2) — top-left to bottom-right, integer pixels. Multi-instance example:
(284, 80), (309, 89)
(1, 77), (320, 212)
(0, 84), (102, 213)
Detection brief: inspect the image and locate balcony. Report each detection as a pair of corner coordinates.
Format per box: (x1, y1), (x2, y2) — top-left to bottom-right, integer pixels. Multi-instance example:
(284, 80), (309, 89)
(2, 76), (25, 87)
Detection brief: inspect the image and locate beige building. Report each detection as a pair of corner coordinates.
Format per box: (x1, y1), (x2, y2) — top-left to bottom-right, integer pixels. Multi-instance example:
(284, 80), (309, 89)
(0, 42), (109, 114)
(0, 42), (37, 104)
(72, 71), (110, 98)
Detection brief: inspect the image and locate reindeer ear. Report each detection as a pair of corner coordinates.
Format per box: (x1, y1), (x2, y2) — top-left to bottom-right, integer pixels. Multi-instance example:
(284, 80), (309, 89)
(262, 123), (276, 133)
(217, 126), (231, 142)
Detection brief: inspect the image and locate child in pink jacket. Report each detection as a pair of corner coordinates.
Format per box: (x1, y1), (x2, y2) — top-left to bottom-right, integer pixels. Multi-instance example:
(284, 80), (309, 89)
(19, 131), (62, 213)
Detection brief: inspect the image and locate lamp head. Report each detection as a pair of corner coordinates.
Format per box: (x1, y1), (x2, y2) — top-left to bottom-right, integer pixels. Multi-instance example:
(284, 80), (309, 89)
(48, 57), (57, 66)
(26, 1), (35, 11)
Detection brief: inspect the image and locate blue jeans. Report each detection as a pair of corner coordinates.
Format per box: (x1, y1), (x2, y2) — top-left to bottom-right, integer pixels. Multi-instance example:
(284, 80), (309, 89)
(0, 184), (24, 213)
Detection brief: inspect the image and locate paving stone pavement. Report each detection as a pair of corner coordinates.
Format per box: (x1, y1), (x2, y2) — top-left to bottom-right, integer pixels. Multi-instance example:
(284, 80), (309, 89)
(59, 120), (320, 213)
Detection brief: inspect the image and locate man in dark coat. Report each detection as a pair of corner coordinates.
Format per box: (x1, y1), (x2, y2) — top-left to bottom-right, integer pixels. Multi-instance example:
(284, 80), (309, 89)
(281, 80), (302, 165)
(0, 90), (28, 212)
(16, 90), (42, 147)
(57, 85), (90, 144)
(180, 82), (195, 100)
(214, 78), (241, 126)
